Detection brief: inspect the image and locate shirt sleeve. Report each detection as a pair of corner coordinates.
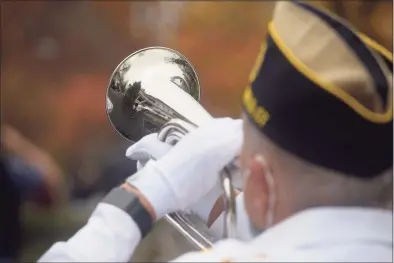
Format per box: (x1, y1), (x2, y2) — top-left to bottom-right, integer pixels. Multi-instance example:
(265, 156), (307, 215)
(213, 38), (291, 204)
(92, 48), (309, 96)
(38, 203), (141, 262)
(171, 239), (251, 262)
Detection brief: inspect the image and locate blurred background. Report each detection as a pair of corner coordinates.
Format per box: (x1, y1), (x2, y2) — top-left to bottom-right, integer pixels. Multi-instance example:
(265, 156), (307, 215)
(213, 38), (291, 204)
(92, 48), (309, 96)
(1, 1), (392, 262)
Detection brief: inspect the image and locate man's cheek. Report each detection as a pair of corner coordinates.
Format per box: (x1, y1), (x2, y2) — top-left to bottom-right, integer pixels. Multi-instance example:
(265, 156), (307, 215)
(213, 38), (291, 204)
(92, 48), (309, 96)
(238, 149), (249, 171)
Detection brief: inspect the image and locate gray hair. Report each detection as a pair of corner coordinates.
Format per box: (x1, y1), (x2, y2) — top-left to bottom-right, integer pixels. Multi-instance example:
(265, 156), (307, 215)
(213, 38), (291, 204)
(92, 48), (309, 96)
(243, 117), (393, 209)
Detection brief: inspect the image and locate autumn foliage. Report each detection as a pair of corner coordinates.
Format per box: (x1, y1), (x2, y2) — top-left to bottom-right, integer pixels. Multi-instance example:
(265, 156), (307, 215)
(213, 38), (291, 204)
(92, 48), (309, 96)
(1, 1), (392, 171)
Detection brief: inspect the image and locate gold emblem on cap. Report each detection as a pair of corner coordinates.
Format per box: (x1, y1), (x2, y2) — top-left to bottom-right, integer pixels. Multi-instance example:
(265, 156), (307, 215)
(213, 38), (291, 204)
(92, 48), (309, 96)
(243, 86), (270, 127)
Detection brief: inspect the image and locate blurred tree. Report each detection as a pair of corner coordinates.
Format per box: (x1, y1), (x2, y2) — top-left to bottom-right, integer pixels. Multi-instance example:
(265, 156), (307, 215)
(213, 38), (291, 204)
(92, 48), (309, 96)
(1, 0), (392, 170)
(319, 0), (393, 51)
(173, 2), (275, 118)
(172, 1), (392, 118)
(2, 1), (144, 168)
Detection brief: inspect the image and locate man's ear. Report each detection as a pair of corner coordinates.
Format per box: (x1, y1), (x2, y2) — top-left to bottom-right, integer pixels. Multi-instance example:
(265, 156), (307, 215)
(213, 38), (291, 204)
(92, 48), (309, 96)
(243, 154), (272, 229)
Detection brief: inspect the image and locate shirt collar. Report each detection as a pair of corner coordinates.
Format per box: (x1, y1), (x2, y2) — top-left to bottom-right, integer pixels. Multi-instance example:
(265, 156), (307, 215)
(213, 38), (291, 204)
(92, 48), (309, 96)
(252, 207), (392, 249)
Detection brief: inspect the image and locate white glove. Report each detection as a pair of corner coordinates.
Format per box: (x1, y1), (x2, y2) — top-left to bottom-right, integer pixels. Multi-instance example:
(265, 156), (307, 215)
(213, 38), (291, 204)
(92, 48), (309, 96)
(126, 118), (243, 219)
(126, 133), (171, 170)
(126, 131), (225, 222)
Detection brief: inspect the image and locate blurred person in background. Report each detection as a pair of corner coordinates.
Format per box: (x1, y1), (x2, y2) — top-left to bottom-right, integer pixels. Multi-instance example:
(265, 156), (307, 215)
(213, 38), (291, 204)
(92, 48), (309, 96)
(0, 125), (64, 261)
(38, 2), (392, 262)
(71, 140), (137, 200)
(1, 2), (148, 260)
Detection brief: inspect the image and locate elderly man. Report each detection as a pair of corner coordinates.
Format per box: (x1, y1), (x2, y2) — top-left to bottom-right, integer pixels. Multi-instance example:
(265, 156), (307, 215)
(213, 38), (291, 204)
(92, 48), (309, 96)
(39, 1), (392, 262)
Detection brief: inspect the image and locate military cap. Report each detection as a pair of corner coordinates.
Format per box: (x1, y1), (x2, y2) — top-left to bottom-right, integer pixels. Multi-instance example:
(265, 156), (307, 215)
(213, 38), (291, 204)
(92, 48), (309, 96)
(243, 1), (393, 178)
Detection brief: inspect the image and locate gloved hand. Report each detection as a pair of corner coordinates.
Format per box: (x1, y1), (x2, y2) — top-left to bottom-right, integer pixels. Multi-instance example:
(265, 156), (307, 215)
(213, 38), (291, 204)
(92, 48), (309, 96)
(126, 131), (224, 222)
(126, 133), (171, 170)
(125, 118), (243, 220)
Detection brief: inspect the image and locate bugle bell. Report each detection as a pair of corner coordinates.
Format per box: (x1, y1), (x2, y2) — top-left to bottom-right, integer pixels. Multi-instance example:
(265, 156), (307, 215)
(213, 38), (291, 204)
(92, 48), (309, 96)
(106, 47), (238, 251)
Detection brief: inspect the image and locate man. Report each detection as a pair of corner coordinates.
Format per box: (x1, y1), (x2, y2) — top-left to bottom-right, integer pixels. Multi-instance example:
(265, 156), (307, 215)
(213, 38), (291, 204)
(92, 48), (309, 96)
(39, 2), (392, 262)
(1, 125), (64, 207)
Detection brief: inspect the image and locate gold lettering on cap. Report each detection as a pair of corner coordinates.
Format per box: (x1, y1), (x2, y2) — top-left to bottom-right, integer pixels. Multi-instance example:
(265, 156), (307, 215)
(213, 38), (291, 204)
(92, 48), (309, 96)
(243, 86), (270, 127)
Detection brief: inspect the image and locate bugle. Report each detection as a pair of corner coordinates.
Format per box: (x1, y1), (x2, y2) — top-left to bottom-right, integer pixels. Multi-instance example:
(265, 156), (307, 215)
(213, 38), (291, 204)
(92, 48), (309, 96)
(106, 47), (238, 251)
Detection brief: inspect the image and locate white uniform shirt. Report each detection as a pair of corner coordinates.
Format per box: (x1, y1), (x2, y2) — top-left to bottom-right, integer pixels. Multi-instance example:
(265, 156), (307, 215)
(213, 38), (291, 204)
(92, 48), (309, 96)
(39, 203), (392, 262)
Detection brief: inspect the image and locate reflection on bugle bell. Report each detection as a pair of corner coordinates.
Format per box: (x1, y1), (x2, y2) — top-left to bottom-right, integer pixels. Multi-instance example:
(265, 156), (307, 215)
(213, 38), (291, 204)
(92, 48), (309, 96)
(106, 47), (238, 250)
